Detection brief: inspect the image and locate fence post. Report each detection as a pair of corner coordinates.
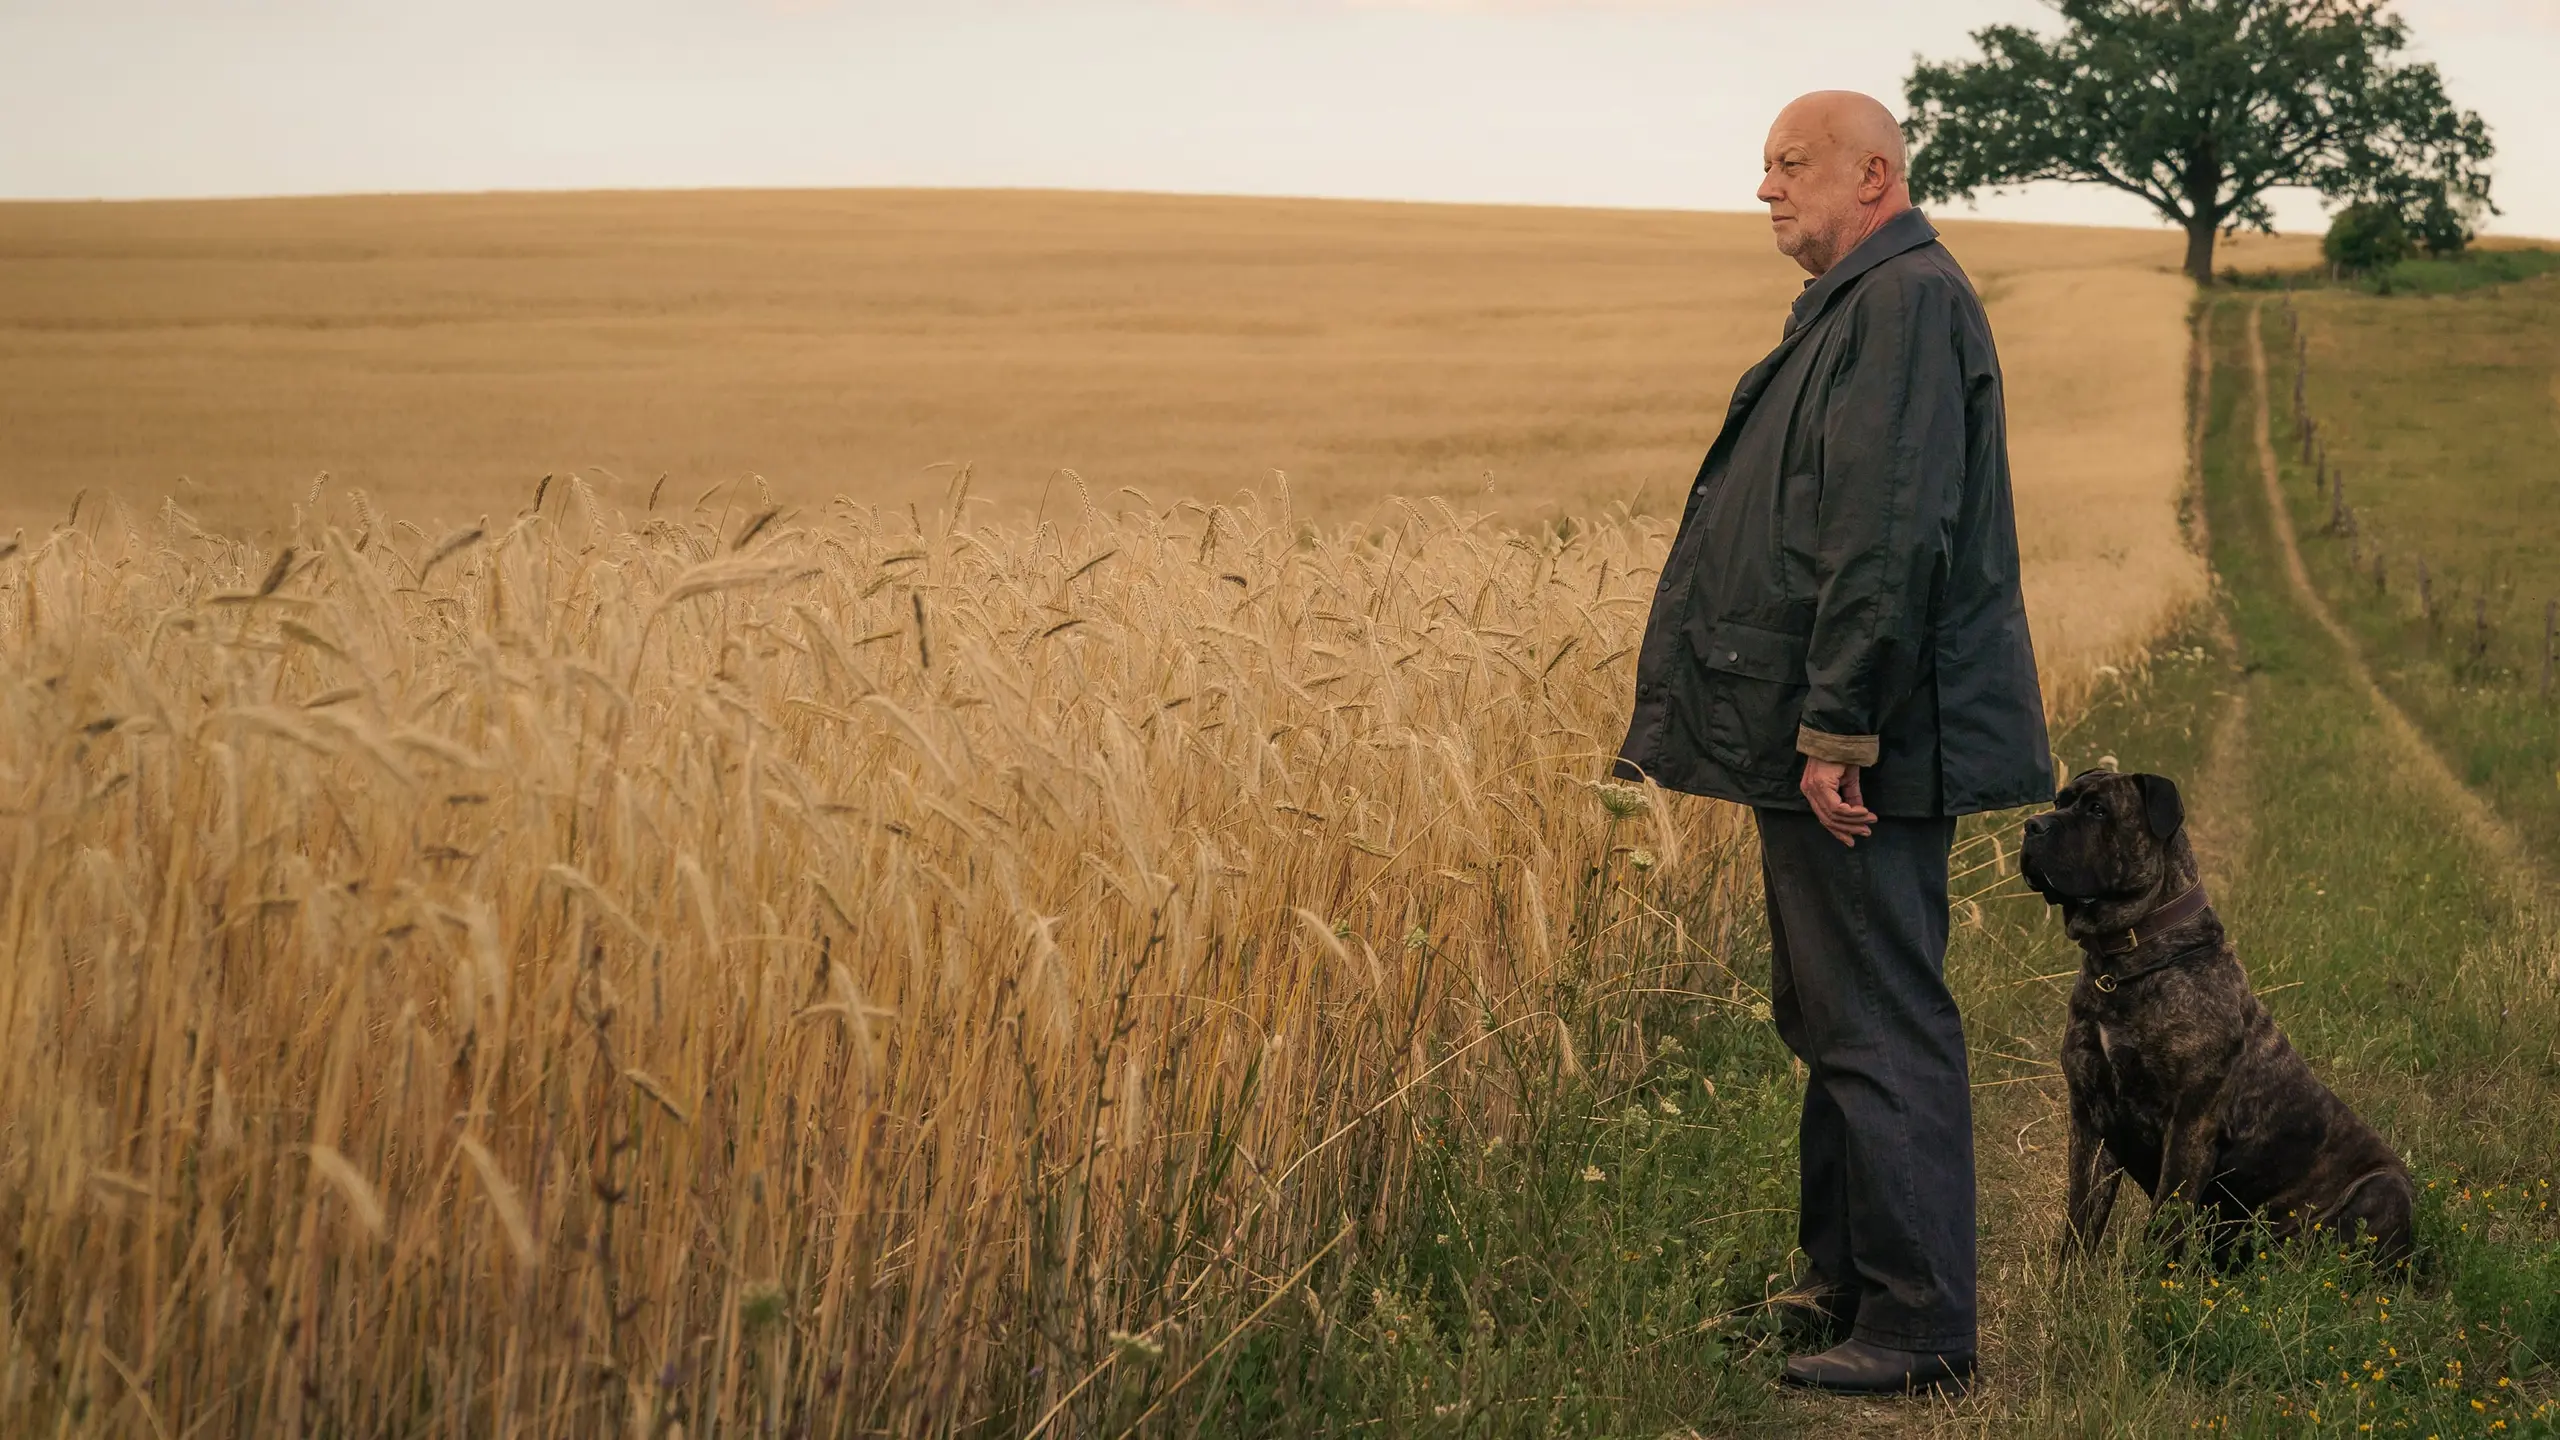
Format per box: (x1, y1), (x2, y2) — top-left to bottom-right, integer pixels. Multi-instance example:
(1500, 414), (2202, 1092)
(2373, 550), (2387, 596)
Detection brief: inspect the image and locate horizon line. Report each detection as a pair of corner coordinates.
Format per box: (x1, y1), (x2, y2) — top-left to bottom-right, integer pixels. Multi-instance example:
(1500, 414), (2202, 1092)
(0, 178), (2332, 237)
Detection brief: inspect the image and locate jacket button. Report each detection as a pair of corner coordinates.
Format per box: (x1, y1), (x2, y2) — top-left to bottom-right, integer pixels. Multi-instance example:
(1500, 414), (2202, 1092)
(1656, 578), (1670, 593)
(1726, 651), (1739, 663)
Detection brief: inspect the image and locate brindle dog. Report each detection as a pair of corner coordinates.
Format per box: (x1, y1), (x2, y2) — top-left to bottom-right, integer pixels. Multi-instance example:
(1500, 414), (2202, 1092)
(2020, 769), (2414, 1268)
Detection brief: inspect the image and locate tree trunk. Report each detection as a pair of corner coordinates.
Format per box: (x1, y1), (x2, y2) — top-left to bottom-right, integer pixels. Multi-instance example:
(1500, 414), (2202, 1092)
(2184, 216), (2219, 286)
(2182, 138), (2223, 286)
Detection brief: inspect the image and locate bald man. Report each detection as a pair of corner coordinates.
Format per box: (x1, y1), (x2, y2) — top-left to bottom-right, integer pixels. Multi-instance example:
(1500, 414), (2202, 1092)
(1614, 92), (2051, 1394)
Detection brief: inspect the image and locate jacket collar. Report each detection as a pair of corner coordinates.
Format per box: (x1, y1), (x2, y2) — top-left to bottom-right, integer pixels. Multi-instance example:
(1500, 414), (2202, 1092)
(1785, 207), (1939, 336)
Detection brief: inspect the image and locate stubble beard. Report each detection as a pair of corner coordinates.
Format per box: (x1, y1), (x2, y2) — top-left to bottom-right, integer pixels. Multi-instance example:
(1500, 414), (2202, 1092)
(1773, 221), (1837, 278)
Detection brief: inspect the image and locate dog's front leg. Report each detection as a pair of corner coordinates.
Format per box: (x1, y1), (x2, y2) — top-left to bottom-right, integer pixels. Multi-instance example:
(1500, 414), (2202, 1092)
(2063, 1104), (2122, 1259)
(2150, 1106), (2224, 1257)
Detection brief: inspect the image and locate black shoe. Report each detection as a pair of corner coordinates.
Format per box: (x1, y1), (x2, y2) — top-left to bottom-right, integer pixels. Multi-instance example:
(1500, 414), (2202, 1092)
(1758, 1288), (1852, 1348)
(1780, 1338), (1976, 1394)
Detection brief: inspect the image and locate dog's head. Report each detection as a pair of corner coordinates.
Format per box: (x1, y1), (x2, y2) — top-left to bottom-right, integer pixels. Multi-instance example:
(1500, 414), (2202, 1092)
(2019, 768), (2187, 907)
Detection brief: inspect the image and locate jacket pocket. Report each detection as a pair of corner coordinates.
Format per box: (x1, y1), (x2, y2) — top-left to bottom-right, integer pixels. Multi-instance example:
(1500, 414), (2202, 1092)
(1686, 618), (1811, 777)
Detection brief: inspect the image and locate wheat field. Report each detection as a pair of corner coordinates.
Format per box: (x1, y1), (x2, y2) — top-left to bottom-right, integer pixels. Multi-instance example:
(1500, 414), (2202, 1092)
(0, 191), (2276, 1434)
(0, 190), (2320, 701)
(2, 479), (1781, 1433)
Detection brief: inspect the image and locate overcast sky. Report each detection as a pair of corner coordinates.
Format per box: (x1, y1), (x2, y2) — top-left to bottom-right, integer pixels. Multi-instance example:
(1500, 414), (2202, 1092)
(3, 0), (2552, 236)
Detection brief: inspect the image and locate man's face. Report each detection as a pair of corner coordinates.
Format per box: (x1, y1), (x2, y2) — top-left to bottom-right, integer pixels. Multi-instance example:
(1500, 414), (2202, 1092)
(1757, 117), (1870, 276)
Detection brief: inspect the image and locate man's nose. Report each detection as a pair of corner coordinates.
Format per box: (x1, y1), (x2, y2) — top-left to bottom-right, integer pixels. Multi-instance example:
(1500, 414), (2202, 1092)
(1756, 174), (1783, 204)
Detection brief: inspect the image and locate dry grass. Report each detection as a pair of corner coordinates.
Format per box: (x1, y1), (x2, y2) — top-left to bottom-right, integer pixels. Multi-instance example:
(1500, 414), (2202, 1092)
(0, 189), (2298, 705)
(0, 480), (1772, 1434)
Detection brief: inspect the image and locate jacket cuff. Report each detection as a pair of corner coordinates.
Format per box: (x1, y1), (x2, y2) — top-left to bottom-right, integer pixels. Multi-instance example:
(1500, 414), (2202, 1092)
(1796, 725), (1879, 767)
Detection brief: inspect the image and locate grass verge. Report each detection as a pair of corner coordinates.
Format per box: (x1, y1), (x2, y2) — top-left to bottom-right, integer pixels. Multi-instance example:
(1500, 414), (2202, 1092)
(2221, 246), (2560, 298)
(2256, 274), (2560, 868)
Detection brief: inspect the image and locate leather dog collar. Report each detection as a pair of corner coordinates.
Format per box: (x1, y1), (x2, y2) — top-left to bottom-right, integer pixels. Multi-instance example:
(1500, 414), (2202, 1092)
(2081, 884), (2211, 961)
(2090, 938), (2218, 994)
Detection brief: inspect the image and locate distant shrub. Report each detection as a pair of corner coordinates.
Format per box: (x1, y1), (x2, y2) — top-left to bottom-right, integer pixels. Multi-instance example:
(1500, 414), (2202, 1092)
(2325, 203), (2417, 273)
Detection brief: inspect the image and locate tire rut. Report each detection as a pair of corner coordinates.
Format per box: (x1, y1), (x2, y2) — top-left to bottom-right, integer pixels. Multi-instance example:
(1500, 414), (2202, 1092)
(2182, 307), (2255, 892)
(2241, 301), (2555, 911)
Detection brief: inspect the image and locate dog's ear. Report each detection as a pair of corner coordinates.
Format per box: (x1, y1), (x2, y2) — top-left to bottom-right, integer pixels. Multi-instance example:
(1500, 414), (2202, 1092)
(2134, 773), (2184, 841)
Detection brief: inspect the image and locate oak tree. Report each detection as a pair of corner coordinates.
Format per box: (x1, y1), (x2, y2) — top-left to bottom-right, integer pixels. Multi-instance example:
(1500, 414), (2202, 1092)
(1903, 0), (2495, 283)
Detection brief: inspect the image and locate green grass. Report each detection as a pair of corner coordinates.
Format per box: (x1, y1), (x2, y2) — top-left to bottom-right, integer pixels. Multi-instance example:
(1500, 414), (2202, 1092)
(2372, 249), (2560, 297)
(2137, 299), (2560, 1439)
(2222, 246), (2560, 297)
(2259, 275), (2560, 866)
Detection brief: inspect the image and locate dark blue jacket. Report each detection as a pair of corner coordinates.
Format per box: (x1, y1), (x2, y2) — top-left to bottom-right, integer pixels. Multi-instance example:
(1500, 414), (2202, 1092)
(1614, 209), (2053, 817)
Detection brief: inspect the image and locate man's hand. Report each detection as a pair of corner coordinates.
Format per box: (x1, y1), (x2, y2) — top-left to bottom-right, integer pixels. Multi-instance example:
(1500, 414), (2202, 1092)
(1800, 758), (1876, 846)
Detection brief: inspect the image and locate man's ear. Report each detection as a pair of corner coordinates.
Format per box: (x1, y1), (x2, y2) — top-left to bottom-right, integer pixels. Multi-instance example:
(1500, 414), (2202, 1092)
(2134, 773), (2184, 841)
(1860, 153), (1892, 203)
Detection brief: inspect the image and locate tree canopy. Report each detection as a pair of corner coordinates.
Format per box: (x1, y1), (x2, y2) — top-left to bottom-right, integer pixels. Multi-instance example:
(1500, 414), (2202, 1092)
(1903, 0), (2495, 283)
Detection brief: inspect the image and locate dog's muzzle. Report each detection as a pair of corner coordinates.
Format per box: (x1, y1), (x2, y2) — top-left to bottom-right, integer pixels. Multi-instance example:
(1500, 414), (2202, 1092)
(2018, 816), (2060, 904)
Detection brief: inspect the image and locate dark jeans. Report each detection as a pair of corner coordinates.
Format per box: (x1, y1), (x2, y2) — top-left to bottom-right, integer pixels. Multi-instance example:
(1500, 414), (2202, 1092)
(1755, 807), (1975, 1353)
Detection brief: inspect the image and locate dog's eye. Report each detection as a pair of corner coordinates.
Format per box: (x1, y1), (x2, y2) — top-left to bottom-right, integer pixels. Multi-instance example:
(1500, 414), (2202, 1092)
(2087, 801), (2108, 820)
